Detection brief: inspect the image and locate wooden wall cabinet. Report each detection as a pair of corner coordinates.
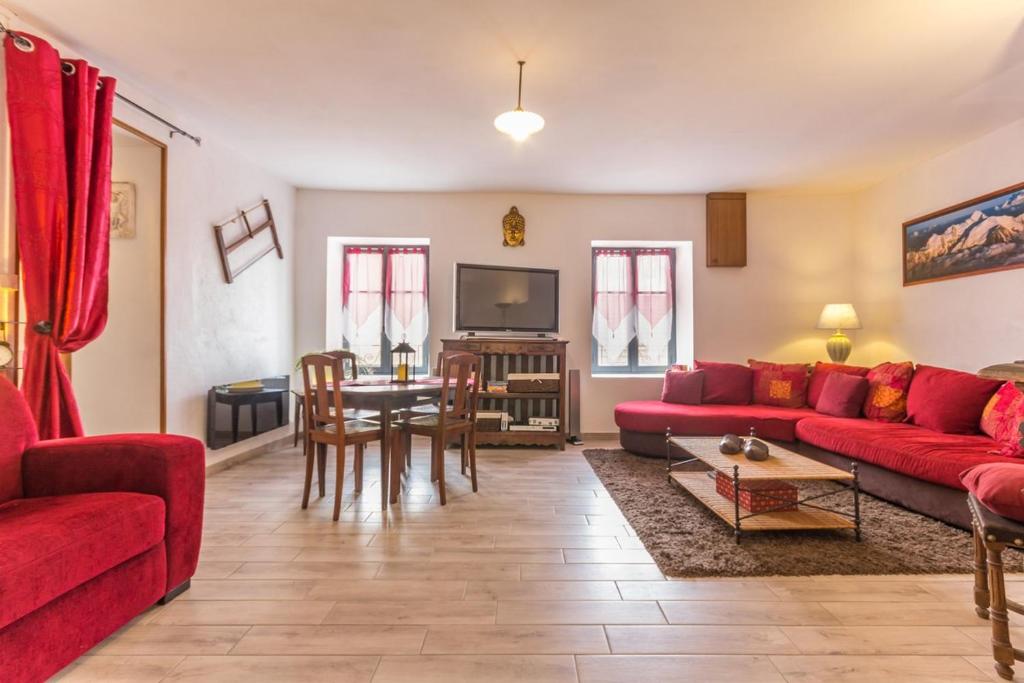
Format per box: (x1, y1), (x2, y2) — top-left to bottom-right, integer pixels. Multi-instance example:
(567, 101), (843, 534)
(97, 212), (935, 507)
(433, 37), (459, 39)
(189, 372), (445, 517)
(706, 192), (746, 267)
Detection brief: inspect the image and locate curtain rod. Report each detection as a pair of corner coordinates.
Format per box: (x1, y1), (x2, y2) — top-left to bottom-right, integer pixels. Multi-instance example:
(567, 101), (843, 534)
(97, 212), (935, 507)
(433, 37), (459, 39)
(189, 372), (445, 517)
(0, 21), (201, 146)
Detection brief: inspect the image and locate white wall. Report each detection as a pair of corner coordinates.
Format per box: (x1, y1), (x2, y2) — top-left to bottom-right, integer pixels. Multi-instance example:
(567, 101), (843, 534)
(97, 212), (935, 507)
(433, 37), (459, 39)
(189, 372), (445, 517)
(852, 116), (1024, 372)
(0, 12), (296, 441)
(295, 190), (856, 432)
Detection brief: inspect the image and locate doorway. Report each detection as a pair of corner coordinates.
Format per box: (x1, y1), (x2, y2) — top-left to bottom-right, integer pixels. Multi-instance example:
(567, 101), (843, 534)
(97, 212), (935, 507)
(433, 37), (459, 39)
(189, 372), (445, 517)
(72, 120), (166, 433)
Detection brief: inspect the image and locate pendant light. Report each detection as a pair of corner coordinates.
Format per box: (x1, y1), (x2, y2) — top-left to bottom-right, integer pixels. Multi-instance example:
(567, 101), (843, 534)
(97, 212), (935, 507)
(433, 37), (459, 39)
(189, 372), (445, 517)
(494, 60), (545, 142)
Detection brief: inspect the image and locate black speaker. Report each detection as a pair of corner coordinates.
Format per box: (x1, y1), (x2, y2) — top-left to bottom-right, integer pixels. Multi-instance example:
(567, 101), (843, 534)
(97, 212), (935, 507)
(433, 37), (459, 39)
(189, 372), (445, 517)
(567, 368), (583, 445)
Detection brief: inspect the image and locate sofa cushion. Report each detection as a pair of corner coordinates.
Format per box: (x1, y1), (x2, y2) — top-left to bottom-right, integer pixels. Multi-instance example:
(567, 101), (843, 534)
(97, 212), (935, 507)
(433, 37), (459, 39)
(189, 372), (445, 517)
(961, 463), (1024, 522)
(0, 376), (37, 505)
(661, 369), (704, 405)
(863, 361), (915, 422)
(615, 400), (816, 442)
(694, 361), (753, 404)
(796, 416), (1010, 489)
(748, 359), (808, 408)
(980, 381), (1024, 457)
(906, 365), (1001, 435)
(806, 362), (871, 408)
(815, 373), (869, 418)
(0, 492), (165, 629)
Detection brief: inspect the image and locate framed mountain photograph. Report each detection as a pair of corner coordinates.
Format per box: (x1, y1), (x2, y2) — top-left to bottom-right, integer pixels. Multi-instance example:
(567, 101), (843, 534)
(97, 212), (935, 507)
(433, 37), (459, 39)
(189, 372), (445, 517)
(903, 182), (1024, 286)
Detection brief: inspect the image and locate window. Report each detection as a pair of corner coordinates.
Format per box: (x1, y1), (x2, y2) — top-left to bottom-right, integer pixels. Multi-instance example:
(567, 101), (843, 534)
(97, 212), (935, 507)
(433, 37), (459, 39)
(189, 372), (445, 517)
(341, 245), (429, 374)
(592, 246), (675, 374)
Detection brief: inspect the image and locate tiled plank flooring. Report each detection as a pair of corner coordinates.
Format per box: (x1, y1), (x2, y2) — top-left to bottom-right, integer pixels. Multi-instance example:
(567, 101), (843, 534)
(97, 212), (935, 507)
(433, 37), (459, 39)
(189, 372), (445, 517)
(53, 438), (1020, 682)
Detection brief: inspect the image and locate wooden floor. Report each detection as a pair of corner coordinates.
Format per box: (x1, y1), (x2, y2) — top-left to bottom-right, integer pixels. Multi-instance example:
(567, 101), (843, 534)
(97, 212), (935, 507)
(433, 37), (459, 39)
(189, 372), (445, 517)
(54, 438), (1018, 682)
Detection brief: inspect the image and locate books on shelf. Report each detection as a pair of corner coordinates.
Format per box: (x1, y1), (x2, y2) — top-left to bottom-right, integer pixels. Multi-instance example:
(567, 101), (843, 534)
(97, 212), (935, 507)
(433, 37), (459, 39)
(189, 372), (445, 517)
(486, 380), (508, 393)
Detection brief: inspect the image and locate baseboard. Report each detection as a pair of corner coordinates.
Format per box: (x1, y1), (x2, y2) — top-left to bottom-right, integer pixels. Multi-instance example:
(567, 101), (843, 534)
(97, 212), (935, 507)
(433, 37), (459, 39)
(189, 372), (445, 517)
(205, 425), (293, 475)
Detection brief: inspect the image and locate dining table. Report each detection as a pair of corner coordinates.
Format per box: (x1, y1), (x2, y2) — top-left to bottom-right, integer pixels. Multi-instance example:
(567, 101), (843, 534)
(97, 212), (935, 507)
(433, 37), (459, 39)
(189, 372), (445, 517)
(334, 378), (444, 510)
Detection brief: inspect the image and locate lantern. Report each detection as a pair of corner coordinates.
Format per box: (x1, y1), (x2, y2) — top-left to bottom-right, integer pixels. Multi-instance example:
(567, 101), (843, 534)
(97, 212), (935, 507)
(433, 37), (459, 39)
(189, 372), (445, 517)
(390, 340), (416, 384)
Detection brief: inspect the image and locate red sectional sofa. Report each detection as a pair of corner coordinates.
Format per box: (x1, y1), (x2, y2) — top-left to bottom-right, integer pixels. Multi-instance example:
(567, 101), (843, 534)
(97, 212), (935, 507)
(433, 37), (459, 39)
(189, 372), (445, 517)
(615, 363), (1020, 530)
(0, 378), (205, 683)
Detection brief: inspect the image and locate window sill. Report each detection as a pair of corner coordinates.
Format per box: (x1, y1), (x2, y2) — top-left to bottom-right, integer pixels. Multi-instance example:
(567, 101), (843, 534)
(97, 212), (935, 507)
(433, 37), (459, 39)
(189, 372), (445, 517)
(591, 373), (664, 379)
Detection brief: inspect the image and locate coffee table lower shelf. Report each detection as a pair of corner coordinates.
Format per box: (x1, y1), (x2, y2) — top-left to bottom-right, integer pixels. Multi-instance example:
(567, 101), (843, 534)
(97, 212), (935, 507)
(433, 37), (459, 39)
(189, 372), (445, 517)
(670, 471), (857, 533)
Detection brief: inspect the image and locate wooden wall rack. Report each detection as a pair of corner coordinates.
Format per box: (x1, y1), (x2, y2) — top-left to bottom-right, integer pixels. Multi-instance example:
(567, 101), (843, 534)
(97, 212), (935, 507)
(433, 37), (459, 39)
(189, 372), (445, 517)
(213, 199), (284, 283)
(442, 337), (568, 450)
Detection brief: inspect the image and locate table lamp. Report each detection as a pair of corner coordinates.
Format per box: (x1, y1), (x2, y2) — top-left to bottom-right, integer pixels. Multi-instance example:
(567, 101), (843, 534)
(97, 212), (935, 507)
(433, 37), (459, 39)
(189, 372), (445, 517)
(816, 303), (861, 364)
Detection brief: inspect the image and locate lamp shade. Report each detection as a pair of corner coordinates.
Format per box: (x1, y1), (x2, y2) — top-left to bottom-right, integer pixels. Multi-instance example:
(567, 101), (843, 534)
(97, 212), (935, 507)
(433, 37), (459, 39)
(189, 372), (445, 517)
(816, 303), (861, 330)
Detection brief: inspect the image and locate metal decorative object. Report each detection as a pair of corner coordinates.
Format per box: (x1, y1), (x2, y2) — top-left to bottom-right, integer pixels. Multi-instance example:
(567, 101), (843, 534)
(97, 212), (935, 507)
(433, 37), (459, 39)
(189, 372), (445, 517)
(743, 438), (770, 462)
(719, 433), (742, 455)
(502, 206), (526, 247)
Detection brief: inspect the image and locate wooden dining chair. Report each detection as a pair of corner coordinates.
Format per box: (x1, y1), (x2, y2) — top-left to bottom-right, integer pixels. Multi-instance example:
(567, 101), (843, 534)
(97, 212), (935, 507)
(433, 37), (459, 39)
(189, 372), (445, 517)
(295, 349), (377, 456)
(391, 352), (481, 505)
(300, 353), (384, 519)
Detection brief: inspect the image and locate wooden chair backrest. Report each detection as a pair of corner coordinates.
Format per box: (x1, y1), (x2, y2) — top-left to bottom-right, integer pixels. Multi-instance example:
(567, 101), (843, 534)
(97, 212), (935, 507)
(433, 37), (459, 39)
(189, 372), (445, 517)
(432, 349), (465, 376)
(321, 349), (359, 381)
(301, 353), (345, 439)
(440, 352), (481, 426)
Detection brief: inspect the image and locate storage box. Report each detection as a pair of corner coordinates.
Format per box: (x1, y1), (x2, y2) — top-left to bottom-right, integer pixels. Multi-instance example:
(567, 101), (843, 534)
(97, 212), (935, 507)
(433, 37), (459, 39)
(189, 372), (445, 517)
(476, 411), (508, 432)
(714, 472), (798, 513)
(507, 373), (559, 393)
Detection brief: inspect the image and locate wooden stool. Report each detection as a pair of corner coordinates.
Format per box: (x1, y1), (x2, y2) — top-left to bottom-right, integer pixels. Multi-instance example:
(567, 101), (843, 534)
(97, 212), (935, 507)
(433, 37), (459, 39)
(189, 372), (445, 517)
(971, 493), (1024, 680)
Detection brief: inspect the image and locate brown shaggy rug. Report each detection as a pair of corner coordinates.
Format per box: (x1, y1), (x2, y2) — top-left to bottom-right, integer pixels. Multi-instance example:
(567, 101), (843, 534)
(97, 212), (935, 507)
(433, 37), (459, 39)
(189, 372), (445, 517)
(584, 448), (1024, 578)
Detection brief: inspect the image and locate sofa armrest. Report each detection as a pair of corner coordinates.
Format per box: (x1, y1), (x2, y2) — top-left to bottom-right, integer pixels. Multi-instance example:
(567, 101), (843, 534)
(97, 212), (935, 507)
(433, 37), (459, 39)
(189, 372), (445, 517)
(22, 434), (205, 592)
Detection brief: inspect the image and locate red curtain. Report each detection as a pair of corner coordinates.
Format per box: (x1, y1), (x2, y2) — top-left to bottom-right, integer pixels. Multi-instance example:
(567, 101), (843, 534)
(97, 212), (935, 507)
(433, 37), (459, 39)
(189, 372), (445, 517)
(5, 32), (116, 439)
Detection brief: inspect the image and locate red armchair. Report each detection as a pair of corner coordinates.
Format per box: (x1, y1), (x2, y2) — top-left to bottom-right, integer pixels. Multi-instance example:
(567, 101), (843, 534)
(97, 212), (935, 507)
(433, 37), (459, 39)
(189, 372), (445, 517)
(0, 377), (205, 683)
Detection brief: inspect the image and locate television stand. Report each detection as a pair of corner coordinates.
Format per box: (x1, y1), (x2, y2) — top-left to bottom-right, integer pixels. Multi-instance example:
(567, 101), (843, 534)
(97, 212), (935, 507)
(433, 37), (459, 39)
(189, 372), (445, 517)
(442, 337), (567, 450)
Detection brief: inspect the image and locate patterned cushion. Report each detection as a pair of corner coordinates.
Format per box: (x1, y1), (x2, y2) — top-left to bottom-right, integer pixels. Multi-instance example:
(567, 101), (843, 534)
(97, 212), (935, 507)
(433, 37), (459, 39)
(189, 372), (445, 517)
(863, 361), (914, 422)
(981, 382), (1024, 457)
(747, 359), (808, 408)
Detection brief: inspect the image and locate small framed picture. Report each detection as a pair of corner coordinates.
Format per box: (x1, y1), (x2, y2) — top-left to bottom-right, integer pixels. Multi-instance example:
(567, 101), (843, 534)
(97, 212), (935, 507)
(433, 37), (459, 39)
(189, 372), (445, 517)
(110, 181), (137, 239)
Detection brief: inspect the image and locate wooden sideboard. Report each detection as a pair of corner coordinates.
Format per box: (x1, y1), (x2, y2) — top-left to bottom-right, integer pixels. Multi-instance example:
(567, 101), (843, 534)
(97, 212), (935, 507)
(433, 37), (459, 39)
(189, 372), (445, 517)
(442, 337), (567, 450)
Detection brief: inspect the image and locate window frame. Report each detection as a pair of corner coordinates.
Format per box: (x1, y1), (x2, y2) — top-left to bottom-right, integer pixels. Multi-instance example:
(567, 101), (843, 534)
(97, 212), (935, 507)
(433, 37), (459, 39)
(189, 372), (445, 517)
(342, 244), (430, 376)
(591, 246), (677, 375)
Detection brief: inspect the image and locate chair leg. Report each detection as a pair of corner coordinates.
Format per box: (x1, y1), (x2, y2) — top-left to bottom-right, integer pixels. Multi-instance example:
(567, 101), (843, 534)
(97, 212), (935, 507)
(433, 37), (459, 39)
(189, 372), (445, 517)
(468, 430), (478, 493)
(354, 443), (364, 493)
(301, 438), (315, 509)
(436, 436), (447, 506)
(333, 444), (347, 521)
(460, 434), (468, 476)
(986, 541), (1016, 680)
(390, 430), (404, 505)
(974, 522), (991, 619)
(317, 442), (327, 498)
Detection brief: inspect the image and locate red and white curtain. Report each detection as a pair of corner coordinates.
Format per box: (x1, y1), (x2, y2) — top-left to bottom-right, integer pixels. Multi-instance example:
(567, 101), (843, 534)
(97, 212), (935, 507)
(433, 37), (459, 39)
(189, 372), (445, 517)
(341, 247), (384, 357)
(341, 246), (428, 362)
(592, 248), (673, 365)
(592, 249), (635, 362)
(385, 246), (428, 349)
(635, 249), (673, 366)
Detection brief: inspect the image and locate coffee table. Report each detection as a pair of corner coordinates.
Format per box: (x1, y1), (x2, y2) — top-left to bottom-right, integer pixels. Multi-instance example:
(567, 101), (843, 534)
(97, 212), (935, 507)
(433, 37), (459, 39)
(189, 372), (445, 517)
(666, 435), (861, 544)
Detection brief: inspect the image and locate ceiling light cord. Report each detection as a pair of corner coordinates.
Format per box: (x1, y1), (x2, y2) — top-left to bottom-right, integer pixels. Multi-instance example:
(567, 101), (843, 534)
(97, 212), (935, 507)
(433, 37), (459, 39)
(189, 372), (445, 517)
(516, 60), (525, 111)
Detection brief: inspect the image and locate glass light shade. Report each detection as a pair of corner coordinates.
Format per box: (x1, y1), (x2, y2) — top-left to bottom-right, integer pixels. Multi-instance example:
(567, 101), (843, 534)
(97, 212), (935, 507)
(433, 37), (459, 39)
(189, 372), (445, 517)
(816, 303), (862, 330)
(494, 108), (545, 141)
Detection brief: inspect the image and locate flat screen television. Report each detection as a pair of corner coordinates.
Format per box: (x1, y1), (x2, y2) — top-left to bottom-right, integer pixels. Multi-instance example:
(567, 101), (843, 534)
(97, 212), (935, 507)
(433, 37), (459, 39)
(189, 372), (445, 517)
(454, 263), (559, 333)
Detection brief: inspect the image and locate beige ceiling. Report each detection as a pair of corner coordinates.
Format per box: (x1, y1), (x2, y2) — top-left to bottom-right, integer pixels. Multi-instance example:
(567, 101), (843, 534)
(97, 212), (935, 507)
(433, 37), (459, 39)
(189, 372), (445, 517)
(8, 0), (1024, 194)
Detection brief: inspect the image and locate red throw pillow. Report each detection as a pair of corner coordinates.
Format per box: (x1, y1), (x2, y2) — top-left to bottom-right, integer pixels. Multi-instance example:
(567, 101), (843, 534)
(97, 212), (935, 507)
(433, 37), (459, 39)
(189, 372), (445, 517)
(748, 359), (808, 408)
(863, 361), (915, 422)
(661, 369), (704, 405)
(981, 382), (1024, 457)
(815, 373), (869, 418)
(906, 365), (1001, 435)
(694, 361), (753, 404)
(806, 361), (871, 408)
(961, 463), (1024, 522)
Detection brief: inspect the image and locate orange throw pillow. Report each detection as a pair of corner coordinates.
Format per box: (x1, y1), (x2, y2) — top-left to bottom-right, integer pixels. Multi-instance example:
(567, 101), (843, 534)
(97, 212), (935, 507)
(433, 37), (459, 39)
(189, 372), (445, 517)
(980, 381), (1024, 457)
(747, 359), (808, 408)
(863, 361), (914, 422)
